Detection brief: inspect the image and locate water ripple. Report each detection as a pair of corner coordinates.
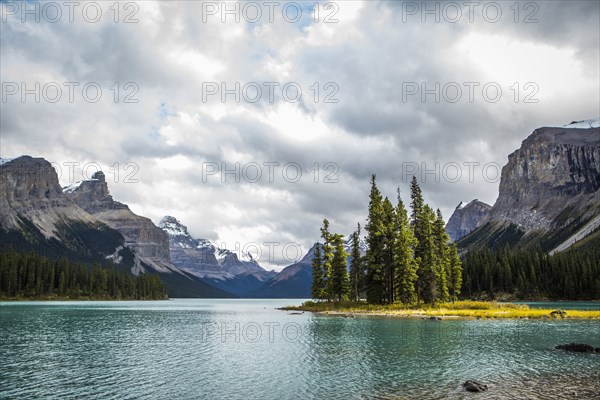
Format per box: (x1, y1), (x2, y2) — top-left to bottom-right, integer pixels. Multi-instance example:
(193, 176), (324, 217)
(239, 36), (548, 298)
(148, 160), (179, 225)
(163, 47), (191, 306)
(1, 300), (599, 400)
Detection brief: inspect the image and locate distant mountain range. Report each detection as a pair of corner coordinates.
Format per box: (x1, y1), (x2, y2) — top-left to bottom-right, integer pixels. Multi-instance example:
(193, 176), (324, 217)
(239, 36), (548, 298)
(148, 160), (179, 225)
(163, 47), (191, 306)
(0, 157), (231, 298)
(2, 117), (598, 298)
(158, 216), (366, 298)
(158, 216), (276, 296)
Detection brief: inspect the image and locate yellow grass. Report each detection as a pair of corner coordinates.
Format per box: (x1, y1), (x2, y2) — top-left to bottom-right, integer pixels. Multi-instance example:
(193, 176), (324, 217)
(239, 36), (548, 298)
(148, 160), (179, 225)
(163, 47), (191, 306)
(282, 300), (600, 319)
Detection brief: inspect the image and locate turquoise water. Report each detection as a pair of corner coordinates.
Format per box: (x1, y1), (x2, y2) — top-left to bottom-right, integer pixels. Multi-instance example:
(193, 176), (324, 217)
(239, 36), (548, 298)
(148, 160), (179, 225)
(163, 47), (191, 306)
(514, 301), (600, 310)
(1, 299), (599, 399)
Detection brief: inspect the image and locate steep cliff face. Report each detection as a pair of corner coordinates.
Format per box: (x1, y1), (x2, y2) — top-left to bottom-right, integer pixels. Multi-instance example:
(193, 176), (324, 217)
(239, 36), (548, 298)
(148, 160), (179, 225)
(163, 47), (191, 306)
(460, 118), (600, 251)
(1, 156), (98, 235)
(446, 200), (492, 241)
(65, 171), (170, 260)
(489, 125), (600, 230)
(0, 156), (127, 261)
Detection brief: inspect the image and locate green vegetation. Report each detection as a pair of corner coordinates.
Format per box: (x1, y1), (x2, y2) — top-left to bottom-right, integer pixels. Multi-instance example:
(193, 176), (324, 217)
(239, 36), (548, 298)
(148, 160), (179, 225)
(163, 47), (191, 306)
(284, 300), (600, 319)
(311, 175), (460, 305)
(0, 218), (134, 267)
(462, 245), (600, 300)
(457, 221), (525, 249)
(348, 223), (363, 302)
(0, 250), (168, 300)
(312, 219), (350, 302)
(310, 174), (600, 314)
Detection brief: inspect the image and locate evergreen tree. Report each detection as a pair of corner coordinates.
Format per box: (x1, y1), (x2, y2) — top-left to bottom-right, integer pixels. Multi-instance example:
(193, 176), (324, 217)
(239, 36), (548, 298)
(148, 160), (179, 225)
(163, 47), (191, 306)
(365, 175), (386, 304)
(311, 243), (325, 300)
(0, 249), (167, 300)
(461, 245), (600, 300)
(409, 176), (424, 224)
(330, 233), (350, 302)
(433, 209), (450, 302)
(393, 191), (418, 304)
(410, 177), (427, 303)
(417, 205), (437, 303)
(349, 224), (363, 301)
(448, 243), (462, 301)
(382, 197), (396, 304)
(320, 219), (334, 301)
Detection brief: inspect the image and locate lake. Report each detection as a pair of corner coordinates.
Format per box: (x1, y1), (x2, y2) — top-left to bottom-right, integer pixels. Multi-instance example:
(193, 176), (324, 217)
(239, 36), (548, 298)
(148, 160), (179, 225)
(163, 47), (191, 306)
(1, 299), (599, 399)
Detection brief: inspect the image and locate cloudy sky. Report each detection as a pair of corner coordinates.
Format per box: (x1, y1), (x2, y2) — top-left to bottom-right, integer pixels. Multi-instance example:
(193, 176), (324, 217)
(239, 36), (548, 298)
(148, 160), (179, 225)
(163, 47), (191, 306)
(1, 0), (599, 269)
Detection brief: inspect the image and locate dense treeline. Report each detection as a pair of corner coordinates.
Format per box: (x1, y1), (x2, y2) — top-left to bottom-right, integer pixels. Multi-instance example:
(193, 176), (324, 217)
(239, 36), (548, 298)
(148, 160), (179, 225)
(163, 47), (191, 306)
(0, 250), (168, 300)
(462, 245), (600, 300)
(312, 176), (461, 305)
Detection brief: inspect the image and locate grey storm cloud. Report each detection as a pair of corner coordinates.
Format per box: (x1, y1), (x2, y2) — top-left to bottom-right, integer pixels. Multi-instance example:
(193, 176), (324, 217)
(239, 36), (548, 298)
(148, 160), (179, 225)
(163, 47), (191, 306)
(1, 0), (598, 269)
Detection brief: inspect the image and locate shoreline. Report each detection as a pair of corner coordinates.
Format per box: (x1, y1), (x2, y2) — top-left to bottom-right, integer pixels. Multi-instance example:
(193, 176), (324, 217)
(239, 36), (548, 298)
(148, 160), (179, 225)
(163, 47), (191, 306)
(0, 297), (169, 302)
(296, 310), (600, 320)
(282, 300), (600, 320)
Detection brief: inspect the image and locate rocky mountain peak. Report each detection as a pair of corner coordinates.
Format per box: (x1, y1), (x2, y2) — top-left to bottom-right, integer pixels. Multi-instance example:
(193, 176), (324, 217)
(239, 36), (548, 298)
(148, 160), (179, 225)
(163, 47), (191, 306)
(159, 215), (189, 237)
(159, 215), (273, 295)
(446, 199), (492, 241)
(92, 170), (106, 182)
(0, 155), (97, 235)
(63, 171), (127, 214)
(64, 171), (169, 260)
(1, 156), (64, 202)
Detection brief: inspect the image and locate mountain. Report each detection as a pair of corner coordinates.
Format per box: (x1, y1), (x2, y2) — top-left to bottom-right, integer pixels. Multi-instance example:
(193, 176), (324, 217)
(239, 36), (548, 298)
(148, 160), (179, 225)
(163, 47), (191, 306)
(159, 216), (276, 296)
(248, 244), (316, 298)
(1, 156), (130, 264)
(446, 200), (492, 241)
(250, 235), (367, 298)
(459, 117), (600, 252)
(65, 171), (170, 262)
(0, 156), (231, 298)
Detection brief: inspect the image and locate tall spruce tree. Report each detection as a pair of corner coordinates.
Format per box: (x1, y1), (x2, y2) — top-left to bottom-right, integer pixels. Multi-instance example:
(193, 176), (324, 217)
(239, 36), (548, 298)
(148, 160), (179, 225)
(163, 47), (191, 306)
(320, 219), (334, 301)
(448, 243), (462, 301)
(410, 176), (424, 225)
(433, 209), (450, 303)
(418, 205), (437, 304)
(330, 233), (350, 302)
(410, 176), (426, 302)
(382, 197), (396, 304)
(349, 224), (363, 301)
(311, 243), (325, 300)
(365, 175), (386, 304)
(393, 191), (418, 304)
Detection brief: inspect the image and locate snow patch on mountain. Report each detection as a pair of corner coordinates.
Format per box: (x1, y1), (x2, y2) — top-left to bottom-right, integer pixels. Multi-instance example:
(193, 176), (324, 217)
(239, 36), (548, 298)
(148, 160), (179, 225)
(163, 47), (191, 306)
(0, 157), (17, 166)
(547, 117), (600, 129)
(158, 215), (278, 295)
(62, 178), (102, 194)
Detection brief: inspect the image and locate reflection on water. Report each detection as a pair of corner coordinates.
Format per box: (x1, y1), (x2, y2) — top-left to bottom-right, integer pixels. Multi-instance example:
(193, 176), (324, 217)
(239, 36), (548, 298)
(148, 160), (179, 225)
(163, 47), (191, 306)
(1, 299), (599, 399)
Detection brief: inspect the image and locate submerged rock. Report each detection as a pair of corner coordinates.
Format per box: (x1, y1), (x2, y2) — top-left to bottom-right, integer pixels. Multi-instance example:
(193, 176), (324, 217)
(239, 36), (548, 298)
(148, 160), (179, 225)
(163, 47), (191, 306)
(555, 343), (597, 353)
(462, 380), (488, 392)
(549, 310), (567, 318)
